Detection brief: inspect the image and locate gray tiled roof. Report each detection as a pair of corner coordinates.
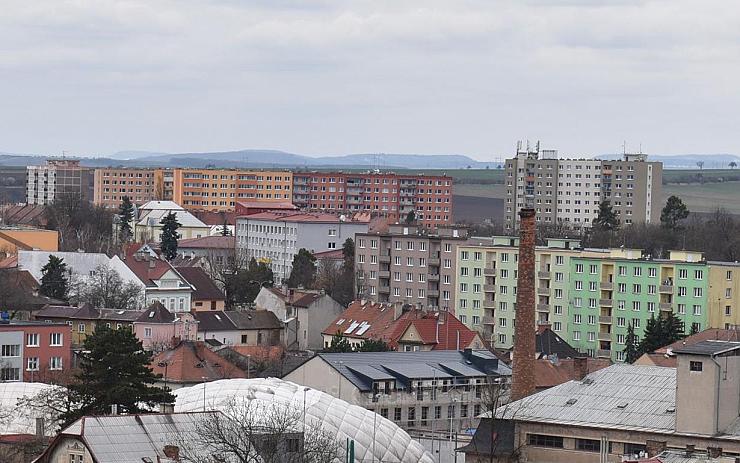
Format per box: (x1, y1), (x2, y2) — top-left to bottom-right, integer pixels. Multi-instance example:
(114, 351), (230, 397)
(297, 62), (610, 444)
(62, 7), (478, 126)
(671, 340), (740, 356)
(496, 364), (677, 433)
(318, 350), (511, 392)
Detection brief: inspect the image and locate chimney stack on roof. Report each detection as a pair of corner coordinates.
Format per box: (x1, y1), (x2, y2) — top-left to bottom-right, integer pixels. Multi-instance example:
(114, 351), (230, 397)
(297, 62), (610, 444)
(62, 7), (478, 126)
(511, 208), (536, 401)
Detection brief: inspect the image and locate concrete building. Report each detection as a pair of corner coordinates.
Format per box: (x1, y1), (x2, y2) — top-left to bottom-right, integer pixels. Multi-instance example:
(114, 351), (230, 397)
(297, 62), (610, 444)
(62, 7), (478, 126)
(93, 167), (159, 208)
(236, 211), (369, 283)
(171, 168), (293, 211)
(26, 159), (94, 205)
(33, 304), (141, 348)
(465, 342), (740, 463)
(0, 226), (58, 258)
(292, 171), (453, 229)
(284, 349), (511, 435)
(133, 200), (211, 242)
(503, 144), (663, 231)
(708, 262), (740, 330)
(355, 223), (468, 312)
(0, 320), (71, 382)
(254, 287), (344, 351)
(175, 235), (235, 269)
(174, 266), (226, 311)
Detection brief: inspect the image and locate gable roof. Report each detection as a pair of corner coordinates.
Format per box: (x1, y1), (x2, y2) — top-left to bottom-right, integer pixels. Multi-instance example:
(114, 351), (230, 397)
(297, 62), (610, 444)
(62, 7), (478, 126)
(175, 266), (225, 301)
(178, 235), (235, 250)
(35, 304), (142, 322)
(496, 364), (677, 434)
(151, 340), (246, 383)
(122, 244), (190, 288)
(534, 357), (612, 389)
(226, 311), (282, 330)
(397, 312), (482, 350)
(192, 311), (237, 331)
(323, 300), (399, 341)
(266, 287), (324, 308)
(535, 325), (582, 359)
(135, 302), (176, 323)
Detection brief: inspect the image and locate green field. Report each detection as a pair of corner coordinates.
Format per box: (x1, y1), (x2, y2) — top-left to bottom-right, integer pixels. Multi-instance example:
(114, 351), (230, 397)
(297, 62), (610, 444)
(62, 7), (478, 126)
(663, 182), (740, 214)
(454, 183), (506, 198)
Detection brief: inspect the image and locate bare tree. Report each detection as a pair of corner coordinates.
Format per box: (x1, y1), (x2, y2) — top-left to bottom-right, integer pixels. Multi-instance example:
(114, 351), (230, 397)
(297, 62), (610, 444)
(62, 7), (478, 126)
(467, 378), (523, 463)
(176, 397), (340, 463)
(72, 263), (145, 310)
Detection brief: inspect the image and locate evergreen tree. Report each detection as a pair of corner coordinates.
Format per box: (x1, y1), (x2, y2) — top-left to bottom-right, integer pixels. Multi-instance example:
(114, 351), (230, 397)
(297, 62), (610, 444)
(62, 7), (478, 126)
(593, 200), (619, 231)
(637, 314), (664, 355)
(689, 322), (699, 336)
(220, 215), (232, 236)
(660, 195), (690, 230)
(63, 325), (173, 425)
(117, 196), (135, 243)
(159, 211), (181, 261)
(660, 311), (685, 343)
(286, 248), (316, 288)
(325, 332), (353, 353)
(405, 209), (416, 224)
(623, 323), (640, 363)
(358, 339), (390, 352)
(40, 255), (69, 301)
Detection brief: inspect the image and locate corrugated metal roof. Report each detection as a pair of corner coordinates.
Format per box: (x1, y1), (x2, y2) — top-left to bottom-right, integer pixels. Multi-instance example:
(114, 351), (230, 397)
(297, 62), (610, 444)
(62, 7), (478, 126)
(672, 340), (740, 356)
(497, 364), (677, 433)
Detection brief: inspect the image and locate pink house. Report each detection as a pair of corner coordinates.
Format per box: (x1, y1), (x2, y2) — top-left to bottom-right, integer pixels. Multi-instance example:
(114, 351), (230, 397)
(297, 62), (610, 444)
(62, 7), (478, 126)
(132, 302), (198, 350)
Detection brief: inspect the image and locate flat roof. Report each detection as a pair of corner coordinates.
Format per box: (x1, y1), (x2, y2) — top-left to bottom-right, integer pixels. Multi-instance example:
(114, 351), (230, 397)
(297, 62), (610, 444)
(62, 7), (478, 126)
(672, 340), (740, 356)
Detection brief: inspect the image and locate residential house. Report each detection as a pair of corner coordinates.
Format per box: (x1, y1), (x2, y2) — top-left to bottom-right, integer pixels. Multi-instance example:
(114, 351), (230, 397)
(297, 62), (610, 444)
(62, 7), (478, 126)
(150, 340), (246, 390)
(0, 226), (58, 258)
(321, 300), (484, 351)
(0, 268), (66, 319)
(0, 320), (71, 382)
(192, 310), (283, 347)
(119, 244), (194, 311)
(176, 235), (235, 270)
(175, 266), (226, 311)
(133, 200), (211, 242)
(254, 287), (344, 351)
(33, 304), (141, 348)
(235, 211), (369, 283)
(132, 302), (198, 350)
(464, 341), (740, 463)
(283, 349), (511, 434)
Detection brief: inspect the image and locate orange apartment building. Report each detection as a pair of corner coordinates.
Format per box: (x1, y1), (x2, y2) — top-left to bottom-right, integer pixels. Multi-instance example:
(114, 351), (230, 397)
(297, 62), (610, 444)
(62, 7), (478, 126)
(171, 168), (293, 212)
(93, 168), (159, 208)
(291, 171), (453, 228)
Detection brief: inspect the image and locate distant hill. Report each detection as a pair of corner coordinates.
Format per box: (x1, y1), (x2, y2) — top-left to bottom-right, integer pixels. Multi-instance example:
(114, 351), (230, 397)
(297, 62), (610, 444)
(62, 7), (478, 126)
(596, 153), (740, 169)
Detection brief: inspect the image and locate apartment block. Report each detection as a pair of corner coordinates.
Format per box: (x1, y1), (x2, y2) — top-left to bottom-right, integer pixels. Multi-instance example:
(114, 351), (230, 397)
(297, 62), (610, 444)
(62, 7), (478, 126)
(26, 159), (94, 205)
(236, 212), (369, 283)
(503, 144), (662, 231)
(93, 167), (159, 208)
(707, 262), (740, 329)
(292, 171), (453, 228)
(0, 320), (72, 382)
(172, 168), (293, 211)
(355, 224), (468, 311)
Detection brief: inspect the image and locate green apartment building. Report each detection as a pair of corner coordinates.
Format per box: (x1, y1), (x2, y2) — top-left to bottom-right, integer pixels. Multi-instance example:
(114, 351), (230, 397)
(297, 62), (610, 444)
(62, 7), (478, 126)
(456, 240), (711, 362)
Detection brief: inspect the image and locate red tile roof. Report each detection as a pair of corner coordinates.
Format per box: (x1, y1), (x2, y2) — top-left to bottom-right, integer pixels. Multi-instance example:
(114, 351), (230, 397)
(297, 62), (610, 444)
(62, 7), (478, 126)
(151, 340), (246, 384)
(121, 244), (181, 286)
(534, 358), (612, 389)
(177, 236), (235, 250)
(635, 352), (677, 368)
(266, 287), (323, 308)
(312, 249), (344, 260)
(323, 300), (482, 350)
(236, 201), (297, 210)
(243, 211), (370, 224)
(657, 328), (740, 354)
(190, 210), (237, 226)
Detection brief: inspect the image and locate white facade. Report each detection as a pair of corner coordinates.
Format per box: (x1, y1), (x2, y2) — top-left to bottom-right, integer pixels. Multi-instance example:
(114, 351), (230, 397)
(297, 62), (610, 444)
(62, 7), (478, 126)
(134, 201), (211, 242)
(556, 159), (602, 228)
(235, 216), (368, 283)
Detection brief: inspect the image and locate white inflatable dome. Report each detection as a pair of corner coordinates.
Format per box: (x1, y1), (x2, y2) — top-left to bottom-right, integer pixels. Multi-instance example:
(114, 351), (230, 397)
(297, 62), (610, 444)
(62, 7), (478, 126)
(0, 382), (58, 435)
(174, 378), (434, 463)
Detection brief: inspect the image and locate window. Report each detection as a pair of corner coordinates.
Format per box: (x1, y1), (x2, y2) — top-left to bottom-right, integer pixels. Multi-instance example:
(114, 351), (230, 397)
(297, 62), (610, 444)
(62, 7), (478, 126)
(648, 267), (657, 278)
(1, 345), (19, 357)
(0, 368), (19, 381)
(78, 323), (86, 333)
(50, 356), (63, 370)
(575, 264), (583, 273)
(26, 333), (39, 347)
(394, 408), (402, 421)
(498, 333), (506, 344)
(50, 333), (63, 346)
(576, 439), (601, 452)
(528, 434), (564, 448)
(407, 407), (416, 427)
(690, 361), (703, 372)
(434, 406), (442, 419)
(679, 269), (688, 279)
(145, 328), (152, 338)
(693, 287), (703, 298)
(693, 305), (702, 316)
(380, 408), (388, 418)
(553, 321), (562, 331)
(695, 269), (703, 280)
(27, 357), (39, 371)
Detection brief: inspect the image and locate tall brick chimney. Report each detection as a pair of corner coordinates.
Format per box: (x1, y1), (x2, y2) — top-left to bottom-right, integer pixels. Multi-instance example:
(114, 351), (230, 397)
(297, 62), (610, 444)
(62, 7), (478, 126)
(511, 208), (536, 401)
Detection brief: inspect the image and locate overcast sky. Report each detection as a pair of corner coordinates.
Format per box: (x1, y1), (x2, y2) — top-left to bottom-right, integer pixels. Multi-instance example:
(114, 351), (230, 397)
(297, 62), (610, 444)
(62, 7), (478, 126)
(2, 0), (739, 160)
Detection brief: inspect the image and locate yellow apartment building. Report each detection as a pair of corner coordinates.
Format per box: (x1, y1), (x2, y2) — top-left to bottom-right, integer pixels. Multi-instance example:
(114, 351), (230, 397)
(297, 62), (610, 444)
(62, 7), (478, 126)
(171, 168), (293, 212)
(93, 168), (159, 208)
(708, 261), (740, 329)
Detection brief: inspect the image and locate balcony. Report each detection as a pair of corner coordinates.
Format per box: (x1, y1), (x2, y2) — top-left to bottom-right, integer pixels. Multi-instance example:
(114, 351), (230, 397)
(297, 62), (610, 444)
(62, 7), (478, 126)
(428, 274), (440, 282)
(427, 290), (440, 298)
(378, 285), (390, 293)
(659, 285), (674, 293)
(484, 284), (496, 293)
(596, 349), (612, 358)
(482, 316), (495, 325)
(378, 271), (390, 278)
(537, 271), (551, 279)
(599, 299), (613, 307)
(428, 258), (440, 266)
(599, 316), (613, 324)
(484, 268), (496, 276)
(600, 281), (613, 290)
(537, 287), (550, 295)
(659, 302), (672, 311)
(536, 303), (549, 312)
(598, 332), (612, 342)
(379, 255), (390, 263)
(483, 299), (495, 309)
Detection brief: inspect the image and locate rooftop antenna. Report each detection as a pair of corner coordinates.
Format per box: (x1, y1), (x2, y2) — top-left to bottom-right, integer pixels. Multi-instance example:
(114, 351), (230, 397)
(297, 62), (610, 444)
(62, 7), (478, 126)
(622, 141), (627, 155)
